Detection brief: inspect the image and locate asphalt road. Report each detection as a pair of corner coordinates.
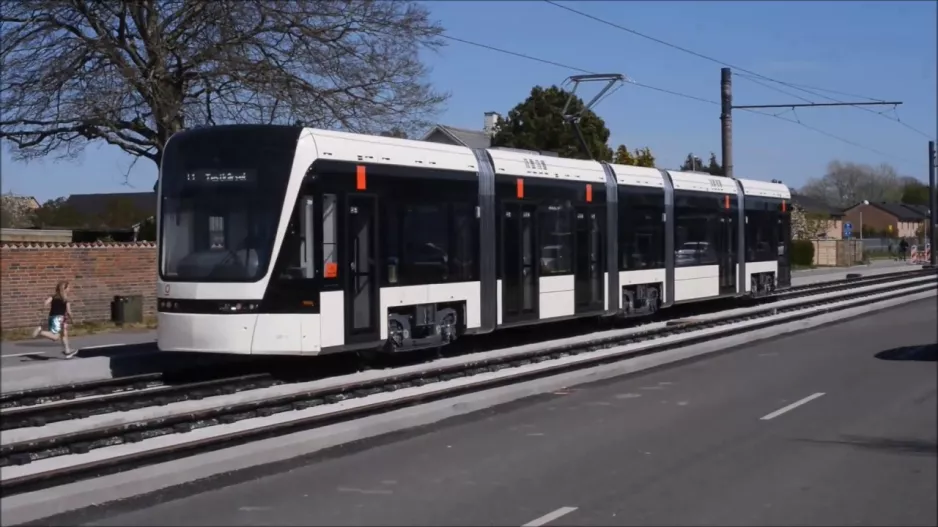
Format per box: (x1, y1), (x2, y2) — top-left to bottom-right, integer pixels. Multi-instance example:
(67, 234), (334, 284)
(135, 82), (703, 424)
(55, 298), (937, 527)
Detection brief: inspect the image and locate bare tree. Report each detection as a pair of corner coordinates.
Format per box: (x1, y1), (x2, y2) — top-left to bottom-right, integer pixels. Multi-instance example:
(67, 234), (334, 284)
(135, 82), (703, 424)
(1, 0), (448, 168)
(799, 160), (904, 209)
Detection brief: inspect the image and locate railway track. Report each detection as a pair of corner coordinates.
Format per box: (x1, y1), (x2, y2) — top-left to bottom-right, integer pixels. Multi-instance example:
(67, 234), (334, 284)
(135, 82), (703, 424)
(1, 268), (932, 429)
(1, 269), (934, 496)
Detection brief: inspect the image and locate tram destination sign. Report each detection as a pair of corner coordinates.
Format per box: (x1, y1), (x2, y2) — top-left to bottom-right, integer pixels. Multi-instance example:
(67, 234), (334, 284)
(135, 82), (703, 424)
(185, 169), (257, 185)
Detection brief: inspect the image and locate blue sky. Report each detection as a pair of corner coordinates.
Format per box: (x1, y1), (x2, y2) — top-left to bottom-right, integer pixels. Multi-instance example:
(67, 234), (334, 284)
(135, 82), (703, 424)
(2, 0), (935, 202)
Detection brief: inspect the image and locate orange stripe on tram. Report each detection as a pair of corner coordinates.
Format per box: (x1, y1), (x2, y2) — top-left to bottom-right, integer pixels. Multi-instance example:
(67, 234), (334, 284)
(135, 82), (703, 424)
(356, 165), (367, 190)
(516, 178), (524, 199)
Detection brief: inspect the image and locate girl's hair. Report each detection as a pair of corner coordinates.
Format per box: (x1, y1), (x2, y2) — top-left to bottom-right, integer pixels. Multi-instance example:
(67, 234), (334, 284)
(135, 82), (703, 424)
(53, 281), (70, 301)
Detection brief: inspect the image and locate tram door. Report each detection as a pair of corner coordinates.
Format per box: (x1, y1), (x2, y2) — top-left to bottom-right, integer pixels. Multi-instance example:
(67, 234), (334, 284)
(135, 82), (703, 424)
(717, 207), (736, 295)
(345, 195), (380, 343)
(501, 202), (538, 323)
(574, 206), (604, 313)
(777, 212), (792, 288)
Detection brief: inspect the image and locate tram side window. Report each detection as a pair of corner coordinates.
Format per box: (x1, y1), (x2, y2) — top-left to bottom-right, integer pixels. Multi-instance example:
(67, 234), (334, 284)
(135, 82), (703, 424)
(384, 201), (401, 284)
(745, 210), (763, 263)
(619, 187), (665, 270)
(402, 204), (450, 283)
(384, 198), (478, 286)
(450, 203), (476, 282)
(762, 211), (779, 261)
(539, 202), (574, 276)
(777, 209), (791, 260)
(276, 217), (302, 280)
(277, 196), (315, 280)
(322, 194), (338, 280)
(674, 192), (719, 267)
(745, 199), (777, 262)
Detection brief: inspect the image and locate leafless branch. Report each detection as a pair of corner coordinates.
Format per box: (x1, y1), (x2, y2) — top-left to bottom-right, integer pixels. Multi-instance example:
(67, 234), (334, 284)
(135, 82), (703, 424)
(799, 160), (905, 208)
(1, 0), (449, 167)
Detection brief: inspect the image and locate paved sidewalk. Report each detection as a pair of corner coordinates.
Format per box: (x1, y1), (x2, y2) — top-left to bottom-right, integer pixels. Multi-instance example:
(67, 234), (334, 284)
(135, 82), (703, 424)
(792, 259), (913, 278)
(0, 330), (156, 363)
(791, 260), (925, 287)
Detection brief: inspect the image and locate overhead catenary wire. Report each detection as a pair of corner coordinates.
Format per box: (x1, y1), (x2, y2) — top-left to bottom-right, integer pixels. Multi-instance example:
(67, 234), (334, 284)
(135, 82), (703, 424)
(742, 108), (908, 161)
(543, 0), (935, 140)
(541, 0), (882, 98)
(441, 34), (718, 107)
(438, 33), (915, 164)
(733, 72), (934, 139)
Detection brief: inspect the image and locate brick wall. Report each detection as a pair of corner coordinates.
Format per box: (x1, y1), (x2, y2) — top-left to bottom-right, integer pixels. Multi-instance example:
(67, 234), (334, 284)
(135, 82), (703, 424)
(1, 242), (157, 330)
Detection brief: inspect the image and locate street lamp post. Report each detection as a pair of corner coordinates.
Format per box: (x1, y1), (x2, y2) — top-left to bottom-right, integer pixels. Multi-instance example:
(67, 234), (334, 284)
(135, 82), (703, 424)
(859, 200), (869, 240)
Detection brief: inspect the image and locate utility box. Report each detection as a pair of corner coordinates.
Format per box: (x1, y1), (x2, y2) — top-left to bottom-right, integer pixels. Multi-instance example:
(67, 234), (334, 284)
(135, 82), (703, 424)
(111, 295), (144, 325)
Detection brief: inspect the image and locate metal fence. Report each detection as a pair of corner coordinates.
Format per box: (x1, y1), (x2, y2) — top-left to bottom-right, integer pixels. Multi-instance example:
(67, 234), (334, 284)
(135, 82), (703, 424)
(859, 237), (890, 252)
(859, 236), (928, 255)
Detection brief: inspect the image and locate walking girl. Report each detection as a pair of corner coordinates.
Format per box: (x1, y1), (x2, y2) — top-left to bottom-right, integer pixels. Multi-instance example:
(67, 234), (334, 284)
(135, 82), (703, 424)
(31, 281), (76, 359)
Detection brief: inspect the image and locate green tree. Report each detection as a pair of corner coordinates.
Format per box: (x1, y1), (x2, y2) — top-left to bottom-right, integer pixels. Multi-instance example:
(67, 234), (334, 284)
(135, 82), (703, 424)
(679, 153), (705, 172)
(900, 178), (929, 206)
(613, 145), (635, 165)
(137, 218), (158, 241)
(633, 147), (655, 167)
(613, 145), (655, 167)
(31, 198), (90, 228)
(98, 197), (151, 229)
(492, 85), (613, 161)
(0, 207), (15, 228)
(706, 152), (723, 176)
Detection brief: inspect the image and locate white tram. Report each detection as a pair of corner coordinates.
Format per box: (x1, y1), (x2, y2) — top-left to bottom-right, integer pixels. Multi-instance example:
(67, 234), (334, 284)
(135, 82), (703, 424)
(156, 125), (791, 356)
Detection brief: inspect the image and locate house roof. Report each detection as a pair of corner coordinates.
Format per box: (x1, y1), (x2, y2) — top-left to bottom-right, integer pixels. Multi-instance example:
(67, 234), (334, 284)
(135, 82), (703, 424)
(422, 125), (492, 149)
(65, 192), (157, 219)
(849, 201), (928, 221)
(790, 193), (844, 217)
(900, 204), (930, 218)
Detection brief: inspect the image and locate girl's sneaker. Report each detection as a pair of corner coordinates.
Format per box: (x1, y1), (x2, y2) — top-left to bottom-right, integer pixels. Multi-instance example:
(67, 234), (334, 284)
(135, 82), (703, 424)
(63, 349), (78, 359)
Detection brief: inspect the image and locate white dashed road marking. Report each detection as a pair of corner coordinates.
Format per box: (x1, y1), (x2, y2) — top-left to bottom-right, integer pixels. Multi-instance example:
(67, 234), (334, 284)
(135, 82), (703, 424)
(760, 392), (826, 421)
(523, 506), (578, 526)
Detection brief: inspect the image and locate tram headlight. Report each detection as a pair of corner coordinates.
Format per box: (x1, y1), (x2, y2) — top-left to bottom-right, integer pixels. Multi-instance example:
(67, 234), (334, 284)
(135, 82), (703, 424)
(218, 302), (259, 313)
(159, 300), (259, 313)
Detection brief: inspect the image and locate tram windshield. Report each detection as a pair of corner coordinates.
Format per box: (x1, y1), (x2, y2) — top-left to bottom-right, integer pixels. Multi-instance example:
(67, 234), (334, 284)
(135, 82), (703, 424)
(158, 126), (301, 282)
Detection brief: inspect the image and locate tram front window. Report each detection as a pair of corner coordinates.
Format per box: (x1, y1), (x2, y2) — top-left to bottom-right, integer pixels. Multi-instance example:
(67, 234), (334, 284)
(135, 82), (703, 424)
(158, 126), (301, 283)
(161, 192), (279, 281)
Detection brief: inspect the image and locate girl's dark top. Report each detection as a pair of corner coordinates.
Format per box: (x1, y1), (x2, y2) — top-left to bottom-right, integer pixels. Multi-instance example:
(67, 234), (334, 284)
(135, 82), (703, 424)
(49, 296), (68, 317)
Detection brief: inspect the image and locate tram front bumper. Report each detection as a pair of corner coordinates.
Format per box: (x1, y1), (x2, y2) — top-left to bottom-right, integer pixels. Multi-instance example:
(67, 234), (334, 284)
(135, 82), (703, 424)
(157, 312), (256, 354)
